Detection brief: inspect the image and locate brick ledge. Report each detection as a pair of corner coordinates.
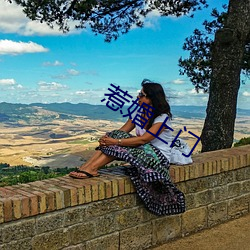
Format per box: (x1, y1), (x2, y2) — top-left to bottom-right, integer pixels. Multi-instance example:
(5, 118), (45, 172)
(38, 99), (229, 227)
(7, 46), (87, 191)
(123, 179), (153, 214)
(0, 145), (249, 224)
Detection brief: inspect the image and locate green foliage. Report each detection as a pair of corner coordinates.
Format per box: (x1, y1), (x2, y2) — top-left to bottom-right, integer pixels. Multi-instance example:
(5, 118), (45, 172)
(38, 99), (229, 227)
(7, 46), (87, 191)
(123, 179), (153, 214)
(179, 5), (250, 92)
(234, 137), (250, 147)
(0, 164), (78, 187)
(8, 0), (208, 42)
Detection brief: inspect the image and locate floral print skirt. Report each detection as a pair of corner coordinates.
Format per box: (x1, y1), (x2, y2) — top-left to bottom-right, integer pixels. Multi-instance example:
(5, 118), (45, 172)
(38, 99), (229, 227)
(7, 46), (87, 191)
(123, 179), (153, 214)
(97, 130), (185, 216)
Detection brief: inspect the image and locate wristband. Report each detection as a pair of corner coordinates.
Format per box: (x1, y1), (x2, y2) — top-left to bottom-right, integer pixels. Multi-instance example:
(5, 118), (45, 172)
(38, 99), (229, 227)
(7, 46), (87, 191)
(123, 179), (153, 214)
(118, 139), (122, 145)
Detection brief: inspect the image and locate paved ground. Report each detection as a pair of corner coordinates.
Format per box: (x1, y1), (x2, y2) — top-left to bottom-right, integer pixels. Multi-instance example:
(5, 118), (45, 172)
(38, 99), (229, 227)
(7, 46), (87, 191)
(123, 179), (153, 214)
(151, 213), (250, 250)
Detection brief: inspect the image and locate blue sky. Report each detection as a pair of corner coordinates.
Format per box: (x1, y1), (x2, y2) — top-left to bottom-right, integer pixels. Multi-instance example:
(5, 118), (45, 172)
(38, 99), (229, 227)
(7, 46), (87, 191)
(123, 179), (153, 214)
(0, 0), (249, 108)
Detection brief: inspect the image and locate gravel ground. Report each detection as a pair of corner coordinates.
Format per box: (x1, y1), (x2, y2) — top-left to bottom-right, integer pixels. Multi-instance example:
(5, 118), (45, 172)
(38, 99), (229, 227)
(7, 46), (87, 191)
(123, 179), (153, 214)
(151, 213), (250, 250)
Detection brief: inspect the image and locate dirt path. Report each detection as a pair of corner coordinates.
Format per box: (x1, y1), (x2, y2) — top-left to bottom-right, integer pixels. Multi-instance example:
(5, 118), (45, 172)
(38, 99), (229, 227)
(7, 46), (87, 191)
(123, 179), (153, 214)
(151, 213), (250, 250)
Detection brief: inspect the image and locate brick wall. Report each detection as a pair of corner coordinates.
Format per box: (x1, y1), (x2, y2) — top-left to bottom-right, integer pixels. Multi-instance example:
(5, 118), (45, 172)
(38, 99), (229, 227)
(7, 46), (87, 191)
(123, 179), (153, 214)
(0, 145), (249, 250)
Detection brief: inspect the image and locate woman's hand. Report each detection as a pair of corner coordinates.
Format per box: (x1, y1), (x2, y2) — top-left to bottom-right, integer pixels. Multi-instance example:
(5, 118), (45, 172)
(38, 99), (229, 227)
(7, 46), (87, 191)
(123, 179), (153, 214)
(99, 136), (117, 147)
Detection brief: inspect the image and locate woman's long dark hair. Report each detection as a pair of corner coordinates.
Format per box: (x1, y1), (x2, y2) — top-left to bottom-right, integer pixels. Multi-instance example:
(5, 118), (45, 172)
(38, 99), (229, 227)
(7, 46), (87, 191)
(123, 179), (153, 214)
(141, 79), (172, 129)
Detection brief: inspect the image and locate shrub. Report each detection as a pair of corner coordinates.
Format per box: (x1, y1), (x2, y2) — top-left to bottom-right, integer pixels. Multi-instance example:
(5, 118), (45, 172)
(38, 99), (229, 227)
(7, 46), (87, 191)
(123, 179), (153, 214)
(234, 137), (250, 147)
(0, 165), (78, 187)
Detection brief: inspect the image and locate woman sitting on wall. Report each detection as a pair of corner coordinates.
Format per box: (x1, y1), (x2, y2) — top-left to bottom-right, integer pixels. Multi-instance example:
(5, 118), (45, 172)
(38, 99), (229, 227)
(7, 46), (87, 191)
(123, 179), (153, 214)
(69, 79), (192, 215)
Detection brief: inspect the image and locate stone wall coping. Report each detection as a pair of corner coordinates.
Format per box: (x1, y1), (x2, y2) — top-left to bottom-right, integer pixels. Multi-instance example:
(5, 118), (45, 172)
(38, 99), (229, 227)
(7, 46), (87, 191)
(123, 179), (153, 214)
(0, 145), (249, 224)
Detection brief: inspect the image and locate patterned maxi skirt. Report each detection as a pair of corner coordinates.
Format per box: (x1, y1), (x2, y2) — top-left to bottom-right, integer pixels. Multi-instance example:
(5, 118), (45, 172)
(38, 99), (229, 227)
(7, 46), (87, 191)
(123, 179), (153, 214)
(97, 130), (185, 216)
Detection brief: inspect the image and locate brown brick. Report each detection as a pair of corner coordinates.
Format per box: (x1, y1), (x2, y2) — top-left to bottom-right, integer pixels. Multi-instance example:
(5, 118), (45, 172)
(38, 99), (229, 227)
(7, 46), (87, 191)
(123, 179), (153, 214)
(99, 174), (118, 197)
(189, 165), (195, 180)
(103, 179), (112, 198)
(208, 161), (213, 175)
(239, 154), (247, 168)
(124, 177), (131, 194)
(198, 163), (204, 177)
(221, 159), (229, 172)
(130, 183), (136, 193)
(112, 179), (119, 197)
(174, 166), (180, 183)
(53, 186), (70, 208)
(179, 166), (185, 182)
(55, 178), (85, 205)
(44, 190), (56, 211)
(82, 179), (101, 201)
(228, 156), (234, 170)
(202, 162), (208, 177)
(30, 195), (38, 216)
(19, 190), (38, 216)
(212, 160), (218, 174)
(116, 176), (125, 195)
(12, 197), (22, 220)
(21, 185), (53, 213)
(0, 187), (16, 198)
(232, 155), (238, 170)
(194, 164), (201, 178)
(83, 184), (92, 203)
(247, 153), (250, 165)
(20, 196), (30, 218)
(1, 198), (12, 222)
(91, 183), (99, 201)
(235, 155), (242, 169)
(61, 185), (78, 206)
(97, 181), (105, 200)
(184, 165), (190, 180)
(169, 167), (176, 182)
(32, 191), (47, 214)
(48, 187), (64, 210)
(0, 200), (4, 223)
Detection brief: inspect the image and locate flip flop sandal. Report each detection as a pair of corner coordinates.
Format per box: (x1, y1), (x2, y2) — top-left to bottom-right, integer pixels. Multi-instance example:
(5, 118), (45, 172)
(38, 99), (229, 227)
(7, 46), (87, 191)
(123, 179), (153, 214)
(69, 169), (100, 179)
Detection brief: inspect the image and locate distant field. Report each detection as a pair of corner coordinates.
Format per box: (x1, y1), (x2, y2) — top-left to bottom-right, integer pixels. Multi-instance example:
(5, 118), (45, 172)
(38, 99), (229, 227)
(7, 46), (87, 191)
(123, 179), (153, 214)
(0, 103), (249, 167)
(67, 139), (97, 145)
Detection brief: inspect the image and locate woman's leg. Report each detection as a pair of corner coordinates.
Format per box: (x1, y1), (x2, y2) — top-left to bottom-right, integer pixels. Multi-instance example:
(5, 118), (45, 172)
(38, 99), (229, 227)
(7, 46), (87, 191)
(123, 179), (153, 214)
(81, 150), (103, 168)
(70, 150), (116, 178)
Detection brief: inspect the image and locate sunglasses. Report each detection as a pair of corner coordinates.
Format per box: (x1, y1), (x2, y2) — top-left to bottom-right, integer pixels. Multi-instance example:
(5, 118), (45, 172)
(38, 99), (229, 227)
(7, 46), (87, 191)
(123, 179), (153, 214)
(138, 91), (146, 98)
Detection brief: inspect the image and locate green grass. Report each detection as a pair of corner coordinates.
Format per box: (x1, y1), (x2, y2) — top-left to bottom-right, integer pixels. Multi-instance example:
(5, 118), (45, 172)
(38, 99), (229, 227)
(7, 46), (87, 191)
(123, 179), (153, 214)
(0, 164), (78, 187)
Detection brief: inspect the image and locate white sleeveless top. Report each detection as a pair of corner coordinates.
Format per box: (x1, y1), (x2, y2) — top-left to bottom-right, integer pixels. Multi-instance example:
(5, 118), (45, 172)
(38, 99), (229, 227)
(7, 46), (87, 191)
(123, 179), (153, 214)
(131, 112), (192, 165)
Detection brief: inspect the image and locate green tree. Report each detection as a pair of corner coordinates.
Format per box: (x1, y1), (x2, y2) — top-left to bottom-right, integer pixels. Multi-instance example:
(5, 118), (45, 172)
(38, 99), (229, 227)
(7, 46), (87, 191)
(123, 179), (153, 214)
(8, 0), (208, 42)
(8, 0), (250, 152)
(179, 5), (250, 92)
(179, 2), (250, 152)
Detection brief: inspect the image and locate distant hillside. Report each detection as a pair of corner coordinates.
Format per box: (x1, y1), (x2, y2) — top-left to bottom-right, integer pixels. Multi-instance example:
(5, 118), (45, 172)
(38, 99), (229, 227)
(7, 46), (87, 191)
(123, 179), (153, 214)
(0, 102), (249, 124)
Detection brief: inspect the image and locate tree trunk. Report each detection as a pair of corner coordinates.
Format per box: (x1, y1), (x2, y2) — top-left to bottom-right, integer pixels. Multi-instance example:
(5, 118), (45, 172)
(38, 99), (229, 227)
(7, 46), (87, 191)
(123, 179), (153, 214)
(201, 0), (250, 152)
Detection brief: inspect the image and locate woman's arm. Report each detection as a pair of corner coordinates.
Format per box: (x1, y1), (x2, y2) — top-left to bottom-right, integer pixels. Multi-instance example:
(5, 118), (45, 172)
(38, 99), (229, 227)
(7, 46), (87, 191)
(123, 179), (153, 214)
(118, 118), (135, 133)
(101, 122), (164, 147)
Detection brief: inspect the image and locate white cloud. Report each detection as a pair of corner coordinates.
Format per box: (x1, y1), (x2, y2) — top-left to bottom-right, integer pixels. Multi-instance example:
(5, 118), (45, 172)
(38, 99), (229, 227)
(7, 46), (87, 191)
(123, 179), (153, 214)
(188, 89), (205, 95)
(68, 69), (80, 76)
(43, 60), (63, 66)
(0, 78), (24, 91)
(17, 84), (24, 89)
(243, 91), (250, 97)
(0, 0), (83, 36)
(172, 79), (185, 85)
(38, 81), (68, 91)
(0, 78), (16, 85)
(75, 91), (86, 95)
(0, 39), (48, 55)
